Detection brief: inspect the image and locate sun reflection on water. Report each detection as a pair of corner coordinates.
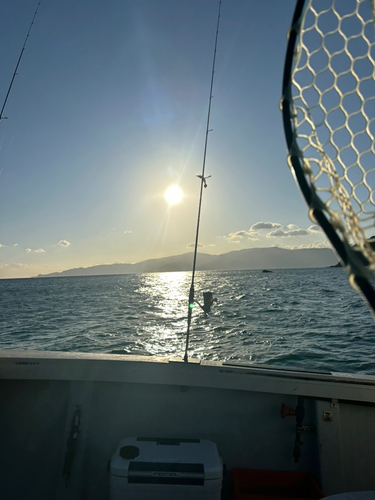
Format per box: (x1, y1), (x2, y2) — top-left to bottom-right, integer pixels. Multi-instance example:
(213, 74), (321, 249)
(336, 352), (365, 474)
(132, 270), (234, 359)
(135, 272), (191, 356)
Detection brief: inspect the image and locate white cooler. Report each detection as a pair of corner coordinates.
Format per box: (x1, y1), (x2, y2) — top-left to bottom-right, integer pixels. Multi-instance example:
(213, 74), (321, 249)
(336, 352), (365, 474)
(110, 437), (222, 500)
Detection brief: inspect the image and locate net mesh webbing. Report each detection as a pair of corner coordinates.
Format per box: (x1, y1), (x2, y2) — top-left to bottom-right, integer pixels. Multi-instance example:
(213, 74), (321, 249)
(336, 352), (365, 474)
(289, 0), (375, 270)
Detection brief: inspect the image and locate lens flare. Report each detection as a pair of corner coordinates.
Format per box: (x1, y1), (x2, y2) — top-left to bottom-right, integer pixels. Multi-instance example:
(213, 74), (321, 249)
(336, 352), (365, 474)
(164, 185), (182, 205)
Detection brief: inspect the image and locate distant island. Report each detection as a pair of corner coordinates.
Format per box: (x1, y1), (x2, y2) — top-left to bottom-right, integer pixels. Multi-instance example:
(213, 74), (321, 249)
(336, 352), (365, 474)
(35, 247), (340, 278)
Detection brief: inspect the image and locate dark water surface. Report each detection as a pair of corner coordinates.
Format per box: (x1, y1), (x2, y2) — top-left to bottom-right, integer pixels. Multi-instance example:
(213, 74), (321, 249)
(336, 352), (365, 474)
(1, 268), (374, 374)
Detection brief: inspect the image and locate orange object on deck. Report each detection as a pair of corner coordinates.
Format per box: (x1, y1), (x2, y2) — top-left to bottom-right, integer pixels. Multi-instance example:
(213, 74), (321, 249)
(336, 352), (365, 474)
(232, 468), (323, 500)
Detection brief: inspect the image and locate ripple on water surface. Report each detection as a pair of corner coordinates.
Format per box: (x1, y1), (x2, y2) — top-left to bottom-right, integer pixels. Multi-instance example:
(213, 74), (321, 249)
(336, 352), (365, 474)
(0, 269), (374, 374)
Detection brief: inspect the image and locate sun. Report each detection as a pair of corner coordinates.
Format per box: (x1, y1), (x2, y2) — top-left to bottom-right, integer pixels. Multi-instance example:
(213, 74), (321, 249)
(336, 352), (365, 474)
(164, 185), (182, 205)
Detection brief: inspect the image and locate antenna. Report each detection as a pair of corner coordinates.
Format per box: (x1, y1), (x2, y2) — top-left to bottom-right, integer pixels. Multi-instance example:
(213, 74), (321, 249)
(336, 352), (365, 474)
(0, 1), (41, 121)
(184, 0), (222, 363)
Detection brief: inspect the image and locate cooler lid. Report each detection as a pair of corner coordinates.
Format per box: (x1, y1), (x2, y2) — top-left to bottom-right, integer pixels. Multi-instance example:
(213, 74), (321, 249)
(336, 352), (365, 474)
(110, 437), (222, 481)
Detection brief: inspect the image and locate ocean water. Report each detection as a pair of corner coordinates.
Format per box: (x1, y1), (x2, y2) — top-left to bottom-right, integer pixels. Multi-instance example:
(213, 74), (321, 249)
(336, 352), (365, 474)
(1, 268), (374, 375)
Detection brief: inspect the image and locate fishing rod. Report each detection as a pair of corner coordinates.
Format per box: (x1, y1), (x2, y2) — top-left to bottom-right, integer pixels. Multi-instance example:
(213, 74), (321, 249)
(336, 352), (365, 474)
(184, 0), (222, 363)
(0, 1), (41, 121)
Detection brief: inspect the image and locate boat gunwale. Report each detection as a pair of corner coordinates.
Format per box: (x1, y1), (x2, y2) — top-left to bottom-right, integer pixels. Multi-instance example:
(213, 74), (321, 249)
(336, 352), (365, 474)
(1, 349), (375, 404)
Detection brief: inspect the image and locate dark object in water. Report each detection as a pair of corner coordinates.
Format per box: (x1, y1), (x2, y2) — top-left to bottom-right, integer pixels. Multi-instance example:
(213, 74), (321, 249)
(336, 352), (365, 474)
(203, 292), (215, 313)
(194, 292), (216, 315)
(262, 269), (273, 273)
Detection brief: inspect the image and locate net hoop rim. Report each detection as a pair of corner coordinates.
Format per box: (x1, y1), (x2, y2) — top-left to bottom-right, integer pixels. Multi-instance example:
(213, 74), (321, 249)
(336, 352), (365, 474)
(281, 0), (375, 311)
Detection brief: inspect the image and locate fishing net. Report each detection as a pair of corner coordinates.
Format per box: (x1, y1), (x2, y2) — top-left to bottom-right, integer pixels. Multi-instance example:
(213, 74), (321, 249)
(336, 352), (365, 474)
(285, 0), (375, 275)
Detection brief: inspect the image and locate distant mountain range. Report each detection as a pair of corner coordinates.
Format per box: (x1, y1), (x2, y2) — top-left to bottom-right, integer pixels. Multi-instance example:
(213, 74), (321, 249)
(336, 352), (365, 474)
(36, 247), (339, 278)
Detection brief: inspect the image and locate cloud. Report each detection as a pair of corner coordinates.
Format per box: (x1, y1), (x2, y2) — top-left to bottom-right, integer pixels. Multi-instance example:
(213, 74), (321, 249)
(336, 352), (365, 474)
(308, 225), (321, 233)
(302, 240), (330, 249)
(26, 248), (46, 253)
(124, 230), (132, 234)
(267, 228), (310, 238)
(228, 239), (241, 244)
(267, 225), (322, 238)
(250, 222), (282, 230)
(272, 243), (293, 249)
(187, 242), (205, 248)
(247, 237), (259, 241)
(58, 240), (71, 247)
(0, 263), (31, 269)
(286, 229), (310, 236)
(229, 231), (246, 239)
(208, 244), (216, 247)
(228, 230), (260, 241)
(13, 243), (18, 247)
(272, 240), (330, 249)
(272, 243), (294, 249)
(0, 244), (5, 248)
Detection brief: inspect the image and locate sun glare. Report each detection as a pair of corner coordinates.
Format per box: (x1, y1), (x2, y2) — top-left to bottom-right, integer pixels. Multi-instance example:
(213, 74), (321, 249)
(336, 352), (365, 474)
(165, 185), (182, 205)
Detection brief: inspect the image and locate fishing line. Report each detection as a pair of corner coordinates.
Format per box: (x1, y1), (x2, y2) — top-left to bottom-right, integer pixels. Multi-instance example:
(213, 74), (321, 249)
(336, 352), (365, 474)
(0, 1), (41, 121)
(184, 0), (222, 363)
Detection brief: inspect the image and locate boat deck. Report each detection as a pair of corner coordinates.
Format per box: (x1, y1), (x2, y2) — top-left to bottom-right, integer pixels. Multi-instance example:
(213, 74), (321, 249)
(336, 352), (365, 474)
(1, 350), (375, 499)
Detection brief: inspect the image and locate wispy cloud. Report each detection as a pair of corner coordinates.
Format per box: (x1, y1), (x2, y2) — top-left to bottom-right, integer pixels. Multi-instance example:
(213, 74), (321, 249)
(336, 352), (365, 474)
(25, 248), (46, 253)
(187, 242), (205, 248)
(251, 222), (282, 230)
(302, 240), (330, 249)
(58, 240), (71, 247)
(0, 263), (31, 269)
(223, 223), (323, 244)
(228, 230), (259, 241)
(308, 225), (321, 233)
(273, 240), (330, 249)
(0, 243), (19, 248)
(267, 228), (310, 238)
(228, 231), (246, 239)
(208, 244), (216, 247)
(124, 230), (132, 234)
(267, 225), (323, 238)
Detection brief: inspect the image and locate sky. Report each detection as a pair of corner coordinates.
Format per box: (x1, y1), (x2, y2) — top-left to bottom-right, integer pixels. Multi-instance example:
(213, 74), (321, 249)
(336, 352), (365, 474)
(0, 0), (331, 279)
